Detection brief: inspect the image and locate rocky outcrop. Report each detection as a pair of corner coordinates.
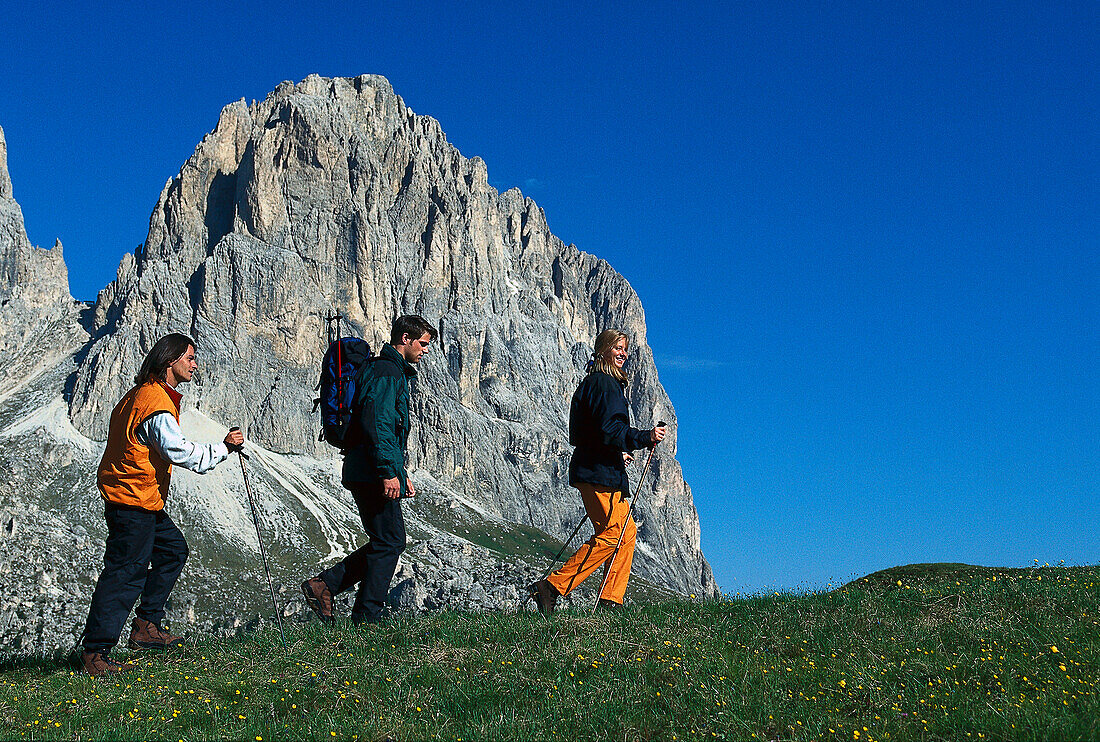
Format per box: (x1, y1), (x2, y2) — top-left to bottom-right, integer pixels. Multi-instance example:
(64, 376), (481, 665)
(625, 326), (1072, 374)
(0, 76), (715, 655)
(0, 126), (11, 199)
(0, 125), (74, 332)
(0, 124), (84, 407)
(0, 126), (92, 655)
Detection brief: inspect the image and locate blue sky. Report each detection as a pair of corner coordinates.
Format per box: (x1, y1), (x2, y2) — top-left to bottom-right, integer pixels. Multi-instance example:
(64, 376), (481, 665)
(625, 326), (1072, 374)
(1, 1), (1096, 592)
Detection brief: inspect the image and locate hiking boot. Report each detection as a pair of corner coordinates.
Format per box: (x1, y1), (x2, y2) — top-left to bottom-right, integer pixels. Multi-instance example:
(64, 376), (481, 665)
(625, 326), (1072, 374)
(597, 598), (623, 611)
(81, 650), (133, 677)
(302, 577), (334, 623)
(128, 617), (184, 650)
(527, 579), (559, 616)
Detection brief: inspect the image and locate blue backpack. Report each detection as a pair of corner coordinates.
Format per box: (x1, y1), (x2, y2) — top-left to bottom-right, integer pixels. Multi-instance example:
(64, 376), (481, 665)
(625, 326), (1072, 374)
(314, 337), (373, 449)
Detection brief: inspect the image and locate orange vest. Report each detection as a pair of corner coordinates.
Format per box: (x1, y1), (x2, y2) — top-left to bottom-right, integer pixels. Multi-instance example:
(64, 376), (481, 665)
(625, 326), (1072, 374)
(97, 382), (181, 511)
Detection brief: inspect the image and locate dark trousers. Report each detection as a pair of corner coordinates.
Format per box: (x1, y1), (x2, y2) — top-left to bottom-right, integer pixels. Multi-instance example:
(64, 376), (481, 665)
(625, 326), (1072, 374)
(82, 503), (189, 653)
(319, 482), (406, 621)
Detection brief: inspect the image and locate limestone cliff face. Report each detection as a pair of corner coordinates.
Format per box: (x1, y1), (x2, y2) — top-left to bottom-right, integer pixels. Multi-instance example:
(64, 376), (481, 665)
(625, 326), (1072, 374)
(0, 124), (82, 396)
(0, 125), (73, 328)
(65, 75), (714, 596)
(0, 127), (90, 654)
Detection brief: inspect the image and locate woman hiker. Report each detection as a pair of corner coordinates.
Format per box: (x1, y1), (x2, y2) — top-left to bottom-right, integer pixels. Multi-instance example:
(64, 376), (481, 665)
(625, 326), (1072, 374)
(527, 329), (666, 614)
(80, 333), (245, 676)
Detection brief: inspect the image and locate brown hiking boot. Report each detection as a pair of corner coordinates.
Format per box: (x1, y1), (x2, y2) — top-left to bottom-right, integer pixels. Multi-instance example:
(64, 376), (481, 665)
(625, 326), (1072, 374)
(81, 650), (133, 677)
(527, 580), (559, 616)
(302, 577), (334, 623)
(127, 617), (184, 650)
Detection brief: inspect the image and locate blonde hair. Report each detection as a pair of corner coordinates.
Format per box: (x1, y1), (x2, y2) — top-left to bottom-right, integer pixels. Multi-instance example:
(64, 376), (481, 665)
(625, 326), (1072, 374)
(589, 329), (629, 385)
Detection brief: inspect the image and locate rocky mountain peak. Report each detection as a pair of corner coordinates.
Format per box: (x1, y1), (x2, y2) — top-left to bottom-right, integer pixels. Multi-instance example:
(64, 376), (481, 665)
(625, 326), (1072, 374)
(64, 74), (714, 595)
(0, 125), (72, 328)
(0, 125), (13, 199)
(0, 77), (714, 655)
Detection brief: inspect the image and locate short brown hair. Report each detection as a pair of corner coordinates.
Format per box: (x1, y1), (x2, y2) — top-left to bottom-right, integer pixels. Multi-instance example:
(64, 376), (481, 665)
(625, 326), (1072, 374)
(390, 315), (438, 345)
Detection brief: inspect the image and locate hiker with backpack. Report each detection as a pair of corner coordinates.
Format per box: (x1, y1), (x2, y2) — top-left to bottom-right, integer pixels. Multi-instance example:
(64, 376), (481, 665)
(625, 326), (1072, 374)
(80, 333), (245, 676)
(527, 329), (665, 614)
(303, 314), (437, 625)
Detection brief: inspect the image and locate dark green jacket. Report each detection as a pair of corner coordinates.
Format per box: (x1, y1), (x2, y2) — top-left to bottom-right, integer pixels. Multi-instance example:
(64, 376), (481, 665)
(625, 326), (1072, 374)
(341, 343), (416, 492)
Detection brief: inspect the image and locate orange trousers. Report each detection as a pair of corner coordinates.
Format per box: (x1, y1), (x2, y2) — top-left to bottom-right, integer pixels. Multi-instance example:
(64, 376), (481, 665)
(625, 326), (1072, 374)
(547, 484), (636, 604)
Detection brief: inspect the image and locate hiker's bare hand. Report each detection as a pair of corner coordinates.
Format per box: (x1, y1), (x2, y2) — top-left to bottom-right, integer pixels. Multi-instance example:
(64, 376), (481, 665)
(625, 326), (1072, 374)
(382, 477), (401, 500)
(650, 425), (666, 445)
(405, 478), (416, 498)
(622, 452), (634, 465)
(224, 429), (245, 448)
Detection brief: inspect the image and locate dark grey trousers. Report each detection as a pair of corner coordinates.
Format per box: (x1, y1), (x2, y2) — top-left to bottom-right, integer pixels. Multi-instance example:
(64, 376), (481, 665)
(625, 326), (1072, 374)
(82, 503), (188, 653)
(319, 482), (406, 621)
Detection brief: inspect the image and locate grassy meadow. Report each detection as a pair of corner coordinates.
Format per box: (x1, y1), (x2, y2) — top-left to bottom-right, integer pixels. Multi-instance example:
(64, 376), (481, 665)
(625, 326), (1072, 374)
(0, 564), (1096, 741)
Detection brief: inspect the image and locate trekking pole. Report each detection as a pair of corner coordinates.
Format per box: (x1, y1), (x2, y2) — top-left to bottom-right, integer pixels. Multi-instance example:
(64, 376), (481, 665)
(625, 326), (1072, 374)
(230, 426), (287, 648)
(591, 421), (665, 614)
(519, 513), (590, 610)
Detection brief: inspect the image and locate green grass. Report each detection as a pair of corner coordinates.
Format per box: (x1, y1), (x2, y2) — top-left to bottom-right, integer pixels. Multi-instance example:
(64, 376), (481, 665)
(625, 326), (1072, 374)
(0, 564), (1096, 741)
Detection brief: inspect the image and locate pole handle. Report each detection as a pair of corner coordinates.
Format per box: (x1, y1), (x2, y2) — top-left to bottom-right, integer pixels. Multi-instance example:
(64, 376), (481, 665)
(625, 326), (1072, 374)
(648, 421), (667, 450)
(228, 425), (248, 458)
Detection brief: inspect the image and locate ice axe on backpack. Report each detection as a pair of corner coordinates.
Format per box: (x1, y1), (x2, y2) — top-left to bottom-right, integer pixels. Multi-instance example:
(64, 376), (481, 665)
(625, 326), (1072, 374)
(229, 426), (286, 648)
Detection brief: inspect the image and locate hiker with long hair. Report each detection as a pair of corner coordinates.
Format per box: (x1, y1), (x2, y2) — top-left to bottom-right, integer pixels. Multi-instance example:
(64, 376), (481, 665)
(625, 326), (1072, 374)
(528, 329), (666, 614)
(80, 333), (244, 677)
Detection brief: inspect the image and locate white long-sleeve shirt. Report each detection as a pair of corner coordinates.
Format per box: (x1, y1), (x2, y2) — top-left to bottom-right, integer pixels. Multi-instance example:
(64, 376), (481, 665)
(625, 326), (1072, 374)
(135, 412), (230, 474)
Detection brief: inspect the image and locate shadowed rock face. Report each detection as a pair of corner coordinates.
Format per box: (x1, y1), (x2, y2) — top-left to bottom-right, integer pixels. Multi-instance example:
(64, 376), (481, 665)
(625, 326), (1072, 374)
(0, 76), (714, 654)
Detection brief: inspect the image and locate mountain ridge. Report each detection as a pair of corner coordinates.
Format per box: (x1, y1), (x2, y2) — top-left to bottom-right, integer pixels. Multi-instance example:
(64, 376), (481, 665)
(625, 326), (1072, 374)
(0, 76), (716, 654)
